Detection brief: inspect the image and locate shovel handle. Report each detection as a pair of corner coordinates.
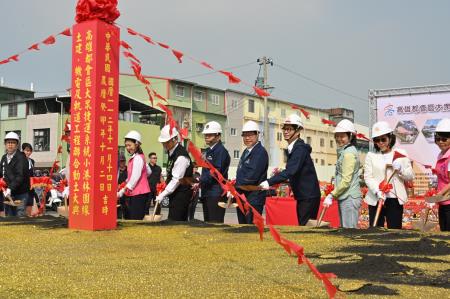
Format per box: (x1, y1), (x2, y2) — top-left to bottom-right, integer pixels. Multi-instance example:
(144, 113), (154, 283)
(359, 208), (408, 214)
(422, 207), (431, 227)
(152, 201), (160, 220)
(372, 199), (384, 227)
(317, 206), (328, 227)
(64, 195), (68, 216)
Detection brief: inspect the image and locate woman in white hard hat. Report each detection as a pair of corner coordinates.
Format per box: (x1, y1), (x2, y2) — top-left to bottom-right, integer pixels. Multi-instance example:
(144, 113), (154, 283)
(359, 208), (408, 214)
(117, 130), (151, 220)
(234, 120), (268, 224)
(432, 118), (450, 231)
(199, 121), (230, 223)
(323, 119), (362, 228)
(156, 125), (194, 221)
(260, 114), (321, 225)
(364, 121), (414, 229)
(0, 132), (31, 217)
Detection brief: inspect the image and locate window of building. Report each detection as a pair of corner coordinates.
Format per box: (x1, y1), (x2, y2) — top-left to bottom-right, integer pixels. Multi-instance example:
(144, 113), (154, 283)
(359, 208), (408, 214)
(231, 128), (237, 136)
(281, 108), (286, 117)
(8, 103), (18, 118)
(248, 99), (255, 113)
(315, 158), (318, 163)
(233, 150), (240, 159)
(306, 136), (312, 145)
(330, 140), (334, 148)
(320, 138), (325, 147)
(321, 159), (325, 166)
(277, 132), (282, 141)
(175, 85), (185, 97)
(34, 129), (50, 152)
(211, 94), (220, 105)
(232, 98), (238, 109)
(195, 123), (204, 132)
(193, 90), (204, 102)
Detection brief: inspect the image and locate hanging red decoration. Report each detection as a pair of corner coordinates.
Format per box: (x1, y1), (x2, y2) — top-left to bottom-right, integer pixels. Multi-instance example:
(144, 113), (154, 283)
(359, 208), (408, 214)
(42, 35), (56, 45)
(28, 44), (40, 51)
(171, 49), (184, 63)
(253, 86), (270, 97)
(59, 28), (72, 36)
(75, 0), (120, 23)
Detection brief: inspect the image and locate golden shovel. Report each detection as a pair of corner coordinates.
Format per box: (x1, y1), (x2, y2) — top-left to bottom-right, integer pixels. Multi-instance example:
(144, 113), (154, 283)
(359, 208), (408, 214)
(144, 201), (162, 222)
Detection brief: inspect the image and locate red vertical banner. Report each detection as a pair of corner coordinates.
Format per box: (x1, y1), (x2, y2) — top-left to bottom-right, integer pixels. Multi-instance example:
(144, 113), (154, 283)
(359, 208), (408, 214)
(69, 20), (119, 230)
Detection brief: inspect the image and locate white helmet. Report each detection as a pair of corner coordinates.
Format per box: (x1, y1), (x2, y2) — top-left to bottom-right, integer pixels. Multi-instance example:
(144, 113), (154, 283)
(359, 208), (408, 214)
(371, 121), (393, 138)
(334, 119), (356, 133)
(202, 121), (222, 134)
(435, 118), (450, 133)
(158, 125), (179, 142)
(283, 114), (303, 128)
(65, 123), (71, 132)
(4, 132), (20, 142)
(242, 120), (260, 133)
(124, 130), (142, 144)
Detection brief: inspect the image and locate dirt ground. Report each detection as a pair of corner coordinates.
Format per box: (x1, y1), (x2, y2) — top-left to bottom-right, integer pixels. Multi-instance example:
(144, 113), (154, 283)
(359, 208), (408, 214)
(0, 216), (448, 298)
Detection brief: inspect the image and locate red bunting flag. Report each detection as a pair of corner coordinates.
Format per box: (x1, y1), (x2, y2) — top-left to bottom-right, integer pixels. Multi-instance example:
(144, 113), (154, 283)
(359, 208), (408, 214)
(8, 55), (20, 62)
(28, 44), (40, 51)
(171, 49), (184, 63)
(153, 91), (168, 103)
(392, 150), (407, 161)
(179, 127), (189, 140)
(187, 141), (210, 168)
(356, 133), (370, 141)
(321, 119), (336, 126)
(59, 28), (72, 36)
(120, 40), (132, 50)
(219, 71), (241, 84)
(145, 86), (154, 107)
(290, 105), (307, 118)
(200, 61), (213, 69)
(127, 27), (138, 35)
(57, 145), (63, 154)
(42, 35), (56, 45)
(139, 33), (155, 45)
(253, 86), (270, 97)
(157, 42), (169, 49)
(123, 51), (141, 63)
(0, 59), (9, 65)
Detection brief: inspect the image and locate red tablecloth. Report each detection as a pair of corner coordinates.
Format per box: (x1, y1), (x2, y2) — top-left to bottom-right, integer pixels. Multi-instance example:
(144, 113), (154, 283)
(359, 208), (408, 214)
(265, 197), (340, 228)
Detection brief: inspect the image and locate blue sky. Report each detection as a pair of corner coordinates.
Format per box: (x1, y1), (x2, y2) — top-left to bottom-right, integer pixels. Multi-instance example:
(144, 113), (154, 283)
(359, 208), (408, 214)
(1, 0), (450, 125)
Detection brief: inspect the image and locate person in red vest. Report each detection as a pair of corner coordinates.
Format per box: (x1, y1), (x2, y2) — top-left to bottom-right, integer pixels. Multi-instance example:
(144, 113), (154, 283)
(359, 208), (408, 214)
(432, 118), (450, 231)
(117, 130), (151, 220)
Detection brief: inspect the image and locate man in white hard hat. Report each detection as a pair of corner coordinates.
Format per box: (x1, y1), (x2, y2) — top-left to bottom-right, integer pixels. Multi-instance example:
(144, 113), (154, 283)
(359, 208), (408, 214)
(198, 121), (230, 223)
(432, 118), (450, 231)
(0, 132), (31, 217)
(260, 114), (321, 225)
(234, 120), (269, 224)
(156, 124), (194, 221)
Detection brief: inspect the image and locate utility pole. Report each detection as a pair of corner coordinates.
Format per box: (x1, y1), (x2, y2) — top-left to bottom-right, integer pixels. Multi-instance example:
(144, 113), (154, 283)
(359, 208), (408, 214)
(257, 57), (273, 159)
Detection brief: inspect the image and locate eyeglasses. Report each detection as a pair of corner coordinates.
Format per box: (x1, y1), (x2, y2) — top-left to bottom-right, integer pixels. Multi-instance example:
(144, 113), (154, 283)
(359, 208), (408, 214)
(151, 157), (157, 159)
(435, 136), (448, 143)
(373, 136), (388, 143)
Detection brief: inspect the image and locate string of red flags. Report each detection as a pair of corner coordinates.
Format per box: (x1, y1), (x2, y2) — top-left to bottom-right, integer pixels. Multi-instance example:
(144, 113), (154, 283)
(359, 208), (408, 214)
(0, 28), (72, 66)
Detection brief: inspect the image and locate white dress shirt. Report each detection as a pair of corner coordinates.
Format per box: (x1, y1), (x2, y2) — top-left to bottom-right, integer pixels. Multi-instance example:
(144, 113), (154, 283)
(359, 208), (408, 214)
(159, 144), (190, 198)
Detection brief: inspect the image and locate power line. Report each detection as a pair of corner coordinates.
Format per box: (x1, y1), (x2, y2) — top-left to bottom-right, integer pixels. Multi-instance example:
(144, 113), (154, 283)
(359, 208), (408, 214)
(274, 63), (368, 103)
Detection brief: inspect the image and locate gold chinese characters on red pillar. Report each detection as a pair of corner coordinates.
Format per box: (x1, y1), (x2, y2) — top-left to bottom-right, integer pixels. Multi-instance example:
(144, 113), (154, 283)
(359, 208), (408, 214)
(69, 20), (119, 230)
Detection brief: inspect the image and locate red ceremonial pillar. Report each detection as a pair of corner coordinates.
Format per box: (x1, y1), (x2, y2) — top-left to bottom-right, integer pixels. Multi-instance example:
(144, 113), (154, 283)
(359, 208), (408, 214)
(69, 20), (119, 230)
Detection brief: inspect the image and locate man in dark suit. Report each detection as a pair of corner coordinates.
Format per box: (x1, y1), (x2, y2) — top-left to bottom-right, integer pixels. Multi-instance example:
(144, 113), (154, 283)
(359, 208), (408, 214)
(0, 132), (31, 217)
(198, 121), (230, 223)
(235, 121), (269, 224)
(146, 152), (162, 213)
(260, 114), (321, 225)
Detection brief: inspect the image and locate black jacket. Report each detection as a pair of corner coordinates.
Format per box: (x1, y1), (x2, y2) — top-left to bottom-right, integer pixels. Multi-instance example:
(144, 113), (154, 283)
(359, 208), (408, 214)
(200, 141), (230, 197)
(268, 139), (320, 201)
(235, 142), (269, 205)
(0, 151), (31, 196)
